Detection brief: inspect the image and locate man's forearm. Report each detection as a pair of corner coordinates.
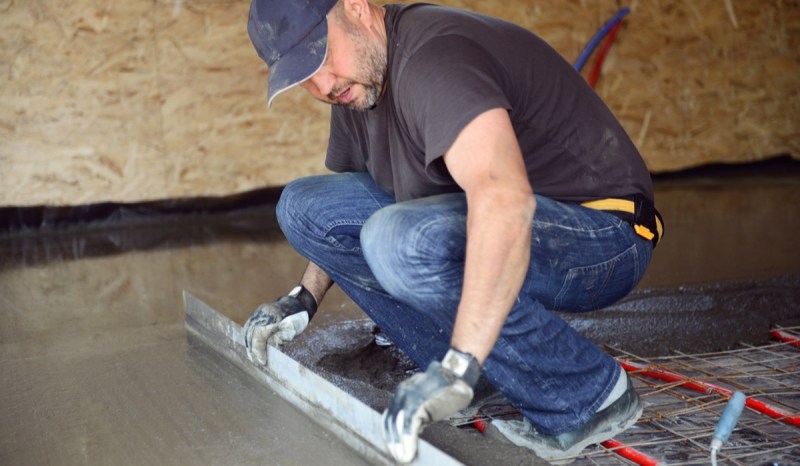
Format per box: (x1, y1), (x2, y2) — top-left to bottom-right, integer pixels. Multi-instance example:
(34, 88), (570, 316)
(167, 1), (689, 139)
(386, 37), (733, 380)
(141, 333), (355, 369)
(299, 261), (334, 305)
(450, 190), (535, 364)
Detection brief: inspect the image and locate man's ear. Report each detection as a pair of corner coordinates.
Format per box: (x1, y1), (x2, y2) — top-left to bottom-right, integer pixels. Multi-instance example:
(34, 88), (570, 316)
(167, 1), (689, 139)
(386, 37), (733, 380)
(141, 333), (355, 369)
(341, 0), (372, 27)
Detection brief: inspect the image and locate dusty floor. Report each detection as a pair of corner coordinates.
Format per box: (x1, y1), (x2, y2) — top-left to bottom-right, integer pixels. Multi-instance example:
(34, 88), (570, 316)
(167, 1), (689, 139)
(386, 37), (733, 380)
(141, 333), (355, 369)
(1, 158), (799, 465)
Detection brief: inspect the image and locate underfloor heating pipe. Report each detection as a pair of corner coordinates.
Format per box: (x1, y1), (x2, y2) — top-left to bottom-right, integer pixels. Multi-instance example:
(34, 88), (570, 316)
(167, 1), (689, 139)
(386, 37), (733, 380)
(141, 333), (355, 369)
(587, 20), (623, 88)
(574, 7), (631, 73)
(771, 327), (800, 348)
(620, 360), (800, 428)
(601, 438), (661, 466)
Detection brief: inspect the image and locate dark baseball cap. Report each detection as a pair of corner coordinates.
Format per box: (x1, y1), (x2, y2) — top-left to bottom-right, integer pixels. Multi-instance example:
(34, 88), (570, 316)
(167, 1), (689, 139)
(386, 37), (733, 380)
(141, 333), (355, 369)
(248, 0), (338, 107)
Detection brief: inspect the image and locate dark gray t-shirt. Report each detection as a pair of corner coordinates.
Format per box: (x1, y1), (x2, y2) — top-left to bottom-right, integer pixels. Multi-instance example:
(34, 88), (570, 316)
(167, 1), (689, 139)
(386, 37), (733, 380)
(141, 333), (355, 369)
(325, 3), (654, 204)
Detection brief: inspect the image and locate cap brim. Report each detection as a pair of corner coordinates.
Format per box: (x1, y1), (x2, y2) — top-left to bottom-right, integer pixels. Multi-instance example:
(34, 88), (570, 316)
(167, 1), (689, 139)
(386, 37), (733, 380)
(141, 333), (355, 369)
(266, 18), (329, 108)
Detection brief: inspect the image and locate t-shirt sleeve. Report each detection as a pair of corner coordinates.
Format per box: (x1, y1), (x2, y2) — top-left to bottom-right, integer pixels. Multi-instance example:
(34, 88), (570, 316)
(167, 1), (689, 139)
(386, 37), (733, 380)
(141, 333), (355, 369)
(396, 35), (512, 178)
(325, 106), (366, 173)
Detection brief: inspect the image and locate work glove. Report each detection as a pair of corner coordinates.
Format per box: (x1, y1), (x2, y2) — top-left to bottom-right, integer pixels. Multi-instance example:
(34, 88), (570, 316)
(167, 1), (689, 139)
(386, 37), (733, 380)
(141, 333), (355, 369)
(382, 348), (482, 463)
(243, 285), (317, 365)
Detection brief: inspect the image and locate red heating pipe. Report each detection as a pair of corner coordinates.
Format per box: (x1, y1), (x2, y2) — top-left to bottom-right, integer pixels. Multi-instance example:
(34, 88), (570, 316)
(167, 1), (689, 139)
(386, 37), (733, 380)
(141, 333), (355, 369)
(601, 438), (660, 466)
(620, 360), (800, 428)
(771, 327), (800, 349)
(470, 417), (488, 433)
(588, 20), (623, 88)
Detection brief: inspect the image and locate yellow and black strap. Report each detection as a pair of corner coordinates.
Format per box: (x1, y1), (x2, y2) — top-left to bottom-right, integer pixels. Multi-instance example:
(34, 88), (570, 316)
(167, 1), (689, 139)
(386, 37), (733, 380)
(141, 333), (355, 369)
(581, 195), (664, 247)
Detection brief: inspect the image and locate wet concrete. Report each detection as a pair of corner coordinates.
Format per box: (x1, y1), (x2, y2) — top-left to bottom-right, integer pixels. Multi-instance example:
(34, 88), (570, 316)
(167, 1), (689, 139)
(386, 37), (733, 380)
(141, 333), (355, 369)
(1, 326), (369, 465)
(0, 225), (370, 464)
(1, 158), (799, 464)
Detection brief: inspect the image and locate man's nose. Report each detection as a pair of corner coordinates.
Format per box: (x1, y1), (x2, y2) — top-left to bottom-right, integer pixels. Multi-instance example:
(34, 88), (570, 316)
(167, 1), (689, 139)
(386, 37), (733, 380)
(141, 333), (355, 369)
(307, 71), (336, 98)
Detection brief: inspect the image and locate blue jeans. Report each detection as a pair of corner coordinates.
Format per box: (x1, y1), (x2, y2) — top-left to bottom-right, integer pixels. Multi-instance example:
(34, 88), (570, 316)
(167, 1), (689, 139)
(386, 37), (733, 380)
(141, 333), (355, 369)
(277, 173), (652, 435)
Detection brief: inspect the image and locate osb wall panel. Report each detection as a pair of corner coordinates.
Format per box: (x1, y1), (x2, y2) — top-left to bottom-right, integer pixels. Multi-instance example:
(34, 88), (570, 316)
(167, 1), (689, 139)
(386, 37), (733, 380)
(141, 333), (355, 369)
(1, 0), (798, 207)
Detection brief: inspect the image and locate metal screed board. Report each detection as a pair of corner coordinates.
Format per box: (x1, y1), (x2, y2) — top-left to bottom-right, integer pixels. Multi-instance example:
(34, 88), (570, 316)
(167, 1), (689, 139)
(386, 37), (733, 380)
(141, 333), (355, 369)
(183, 291), (462, 466)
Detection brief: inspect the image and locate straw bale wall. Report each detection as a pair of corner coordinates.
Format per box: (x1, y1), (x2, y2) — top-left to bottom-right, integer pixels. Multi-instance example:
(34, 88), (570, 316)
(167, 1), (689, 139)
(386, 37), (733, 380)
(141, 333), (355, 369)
(1, 0), (798, 207)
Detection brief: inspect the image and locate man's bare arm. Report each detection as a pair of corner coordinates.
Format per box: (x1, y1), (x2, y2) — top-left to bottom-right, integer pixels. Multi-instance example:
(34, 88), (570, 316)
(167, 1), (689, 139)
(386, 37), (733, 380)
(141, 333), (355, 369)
(382, 107), (533, 462)
(442, 107), (536, 364)
(299, 260), (334, 305)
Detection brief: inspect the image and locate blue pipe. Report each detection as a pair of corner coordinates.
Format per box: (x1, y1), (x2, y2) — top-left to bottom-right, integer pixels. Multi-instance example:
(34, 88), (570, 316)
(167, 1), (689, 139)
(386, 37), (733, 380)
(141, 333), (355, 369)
(574, 7), (631, 72)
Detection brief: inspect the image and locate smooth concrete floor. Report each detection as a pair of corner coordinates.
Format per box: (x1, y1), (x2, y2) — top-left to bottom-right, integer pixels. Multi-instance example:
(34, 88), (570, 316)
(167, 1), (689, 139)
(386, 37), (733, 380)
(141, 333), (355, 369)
(1, 159), (799, 465)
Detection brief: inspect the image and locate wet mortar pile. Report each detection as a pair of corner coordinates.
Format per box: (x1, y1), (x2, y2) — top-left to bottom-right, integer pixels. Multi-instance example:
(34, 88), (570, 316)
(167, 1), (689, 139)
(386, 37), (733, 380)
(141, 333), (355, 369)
(1, 158), (799, 465)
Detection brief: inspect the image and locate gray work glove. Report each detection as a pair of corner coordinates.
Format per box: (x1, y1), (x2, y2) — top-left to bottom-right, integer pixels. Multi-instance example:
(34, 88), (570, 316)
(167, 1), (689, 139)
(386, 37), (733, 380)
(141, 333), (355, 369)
(243, 285), (317, 365)
(382, 348), (482, 463)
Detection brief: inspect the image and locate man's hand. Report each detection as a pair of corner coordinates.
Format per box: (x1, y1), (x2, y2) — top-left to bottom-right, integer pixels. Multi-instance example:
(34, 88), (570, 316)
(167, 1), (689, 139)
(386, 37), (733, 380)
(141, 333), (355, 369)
(382, 348), (482, 463)
(243, 285), (317, 365)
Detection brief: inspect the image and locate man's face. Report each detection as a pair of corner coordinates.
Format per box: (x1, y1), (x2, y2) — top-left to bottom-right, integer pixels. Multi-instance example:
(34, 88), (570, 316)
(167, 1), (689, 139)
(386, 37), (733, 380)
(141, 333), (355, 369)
(299, 13), (387, 111)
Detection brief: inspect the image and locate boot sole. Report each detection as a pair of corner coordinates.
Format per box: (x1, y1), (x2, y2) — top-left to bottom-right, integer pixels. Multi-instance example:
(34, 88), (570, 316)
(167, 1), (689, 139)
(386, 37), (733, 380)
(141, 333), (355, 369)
(540, 393), (643, 464)
(492, 386), (643, 465)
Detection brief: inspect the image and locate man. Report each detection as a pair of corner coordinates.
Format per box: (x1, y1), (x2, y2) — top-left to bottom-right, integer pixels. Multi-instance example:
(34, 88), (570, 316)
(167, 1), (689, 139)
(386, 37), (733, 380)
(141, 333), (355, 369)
(243, 0), (663, 463)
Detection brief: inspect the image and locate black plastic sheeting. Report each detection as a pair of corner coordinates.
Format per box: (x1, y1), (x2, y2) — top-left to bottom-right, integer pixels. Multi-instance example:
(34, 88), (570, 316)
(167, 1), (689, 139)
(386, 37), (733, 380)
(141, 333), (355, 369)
(3, 155), (798, 234)
(0, 186), (283, 233)
(2, 155), (799, 272)
(0, 187), (285, 270)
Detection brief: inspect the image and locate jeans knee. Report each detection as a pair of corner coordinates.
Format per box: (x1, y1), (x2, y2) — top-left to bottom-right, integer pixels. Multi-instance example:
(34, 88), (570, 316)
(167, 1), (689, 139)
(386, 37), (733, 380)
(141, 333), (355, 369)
(362, 206), (400, 275)
(276, 178), (309, 242)
(362, 202), (466, 305)
(361, 206), (415, 297)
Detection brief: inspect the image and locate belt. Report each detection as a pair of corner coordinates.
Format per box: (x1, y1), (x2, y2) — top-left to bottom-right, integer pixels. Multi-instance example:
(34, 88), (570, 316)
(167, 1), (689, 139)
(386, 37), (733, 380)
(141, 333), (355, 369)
(581, 195), (664, 248)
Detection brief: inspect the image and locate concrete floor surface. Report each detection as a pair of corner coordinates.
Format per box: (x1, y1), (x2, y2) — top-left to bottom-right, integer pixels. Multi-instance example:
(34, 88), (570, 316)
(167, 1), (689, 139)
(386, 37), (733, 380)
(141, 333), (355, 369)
(1, 159), (799, 465)
(1, 293), (368, 465)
